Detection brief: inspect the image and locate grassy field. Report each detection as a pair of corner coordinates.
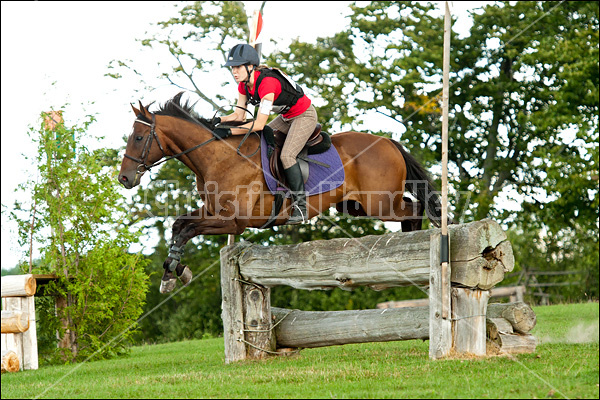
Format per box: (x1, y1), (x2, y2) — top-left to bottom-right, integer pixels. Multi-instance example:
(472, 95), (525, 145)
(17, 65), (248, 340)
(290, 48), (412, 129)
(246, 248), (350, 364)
(2, 302), (598, 399)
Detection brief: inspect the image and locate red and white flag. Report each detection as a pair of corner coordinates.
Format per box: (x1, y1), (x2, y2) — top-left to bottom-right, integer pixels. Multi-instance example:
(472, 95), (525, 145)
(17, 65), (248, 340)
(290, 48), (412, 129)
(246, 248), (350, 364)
(249, 10), (263, 47)
(249, 9), (264, 60)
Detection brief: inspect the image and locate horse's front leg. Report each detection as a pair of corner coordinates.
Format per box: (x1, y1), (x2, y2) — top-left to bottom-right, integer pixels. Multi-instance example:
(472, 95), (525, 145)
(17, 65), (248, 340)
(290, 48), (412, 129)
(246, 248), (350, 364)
(160, 207), (246, 293)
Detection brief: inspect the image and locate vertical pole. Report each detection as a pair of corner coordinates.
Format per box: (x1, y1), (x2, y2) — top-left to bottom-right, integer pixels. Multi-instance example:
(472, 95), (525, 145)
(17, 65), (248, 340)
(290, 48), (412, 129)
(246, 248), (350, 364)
(441, 1), (451, 320)
(429, 232), (452, 359)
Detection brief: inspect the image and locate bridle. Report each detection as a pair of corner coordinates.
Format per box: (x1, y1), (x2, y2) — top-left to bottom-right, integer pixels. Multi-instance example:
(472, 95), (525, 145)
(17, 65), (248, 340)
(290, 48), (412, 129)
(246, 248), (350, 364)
(122, 105), (260, 182)
(123, 114), (164, 173)
(123, 113), (217, 179)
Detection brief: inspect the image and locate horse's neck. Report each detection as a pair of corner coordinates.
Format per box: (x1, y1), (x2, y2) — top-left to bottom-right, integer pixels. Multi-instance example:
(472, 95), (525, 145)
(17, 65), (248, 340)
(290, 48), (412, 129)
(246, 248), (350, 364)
(159, 117), (215, 176)
(158, 115), (262, 184)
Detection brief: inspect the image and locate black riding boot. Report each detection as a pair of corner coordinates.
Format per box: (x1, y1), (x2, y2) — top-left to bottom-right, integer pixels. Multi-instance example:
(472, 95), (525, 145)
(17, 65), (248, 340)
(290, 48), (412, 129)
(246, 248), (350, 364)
(283, 163), (308, 224)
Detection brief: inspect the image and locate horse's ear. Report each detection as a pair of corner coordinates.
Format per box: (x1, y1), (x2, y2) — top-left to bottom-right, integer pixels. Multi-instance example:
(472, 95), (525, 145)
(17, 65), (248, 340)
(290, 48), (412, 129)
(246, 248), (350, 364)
(138, 100), (151, 118)
(131, 103), (141, 115)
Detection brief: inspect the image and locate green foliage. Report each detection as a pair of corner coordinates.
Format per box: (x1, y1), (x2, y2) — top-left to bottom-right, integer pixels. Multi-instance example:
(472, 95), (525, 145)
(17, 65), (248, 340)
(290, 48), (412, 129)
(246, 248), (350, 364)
(10, 113), (150, 363)
(134, 235), (225, 343)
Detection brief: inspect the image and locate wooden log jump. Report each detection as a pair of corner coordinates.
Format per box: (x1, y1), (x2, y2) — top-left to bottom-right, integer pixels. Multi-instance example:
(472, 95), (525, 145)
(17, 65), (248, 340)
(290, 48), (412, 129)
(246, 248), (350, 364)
(1, 275), (39, 372)
(220, 219), (534, 363)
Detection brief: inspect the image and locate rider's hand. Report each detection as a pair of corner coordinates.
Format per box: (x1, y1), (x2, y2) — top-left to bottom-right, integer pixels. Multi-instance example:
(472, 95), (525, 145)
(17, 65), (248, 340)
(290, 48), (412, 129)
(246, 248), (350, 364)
(213, 127), (232, 139)
(210, 116), (221, 127)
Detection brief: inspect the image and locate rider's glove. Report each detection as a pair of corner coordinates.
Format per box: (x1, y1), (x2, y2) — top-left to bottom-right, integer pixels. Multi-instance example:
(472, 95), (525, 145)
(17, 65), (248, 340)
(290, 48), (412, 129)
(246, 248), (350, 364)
(213, 127), (232, 139)
(210, 116), (222, 127)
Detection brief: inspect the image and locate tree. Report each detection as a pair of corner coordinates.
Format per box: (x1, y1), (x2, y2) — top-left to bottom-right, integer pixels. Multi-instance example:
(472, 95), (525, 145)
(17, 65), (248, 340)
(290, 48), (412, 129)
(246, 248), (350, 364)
(10, 112), (149, 363)
(271, 1), (598, 223)
(270, 1), (598, 302)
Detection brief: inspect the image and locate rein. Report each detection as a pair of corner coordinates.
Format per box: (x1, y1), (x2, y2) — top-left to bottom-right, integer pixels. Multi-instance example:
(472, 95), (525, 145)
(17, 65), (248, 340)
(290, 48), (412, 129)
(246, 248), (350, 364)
(209, 104), (261, 158)
(123, 105), (261, 178)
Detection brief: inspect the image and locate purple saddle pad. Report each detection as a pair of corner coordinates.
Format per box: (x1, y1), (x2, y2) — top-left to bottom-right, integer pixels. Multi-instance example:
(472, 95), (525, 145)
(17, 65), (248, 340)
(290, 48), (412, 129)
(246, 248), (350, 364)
(260, 133), (345, 196)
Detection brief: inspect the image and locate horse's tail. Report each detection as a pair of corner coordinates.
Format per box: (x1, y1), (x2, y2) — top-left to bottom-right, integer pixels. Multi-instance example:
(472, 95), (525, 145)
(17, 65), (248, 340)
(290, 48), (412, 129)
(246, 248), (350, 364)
(391, 139), (442, 228)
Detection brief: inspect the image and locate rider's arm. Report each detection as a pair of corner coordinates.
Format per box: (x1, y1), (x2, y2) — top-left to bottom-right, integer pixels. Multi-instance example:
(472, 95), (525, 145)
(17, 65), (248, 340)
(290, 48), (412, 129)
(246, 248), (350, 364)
(230, 92), (274, 135)
(220, 94), (248, 123)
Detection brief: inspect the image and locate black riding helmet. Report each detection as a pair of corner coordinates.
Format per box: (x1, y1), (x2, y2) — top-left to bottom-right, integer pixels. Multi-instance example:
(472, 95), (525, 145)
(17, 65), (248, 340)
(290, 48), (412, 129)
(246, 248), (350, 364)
(224, 44), (260, 67)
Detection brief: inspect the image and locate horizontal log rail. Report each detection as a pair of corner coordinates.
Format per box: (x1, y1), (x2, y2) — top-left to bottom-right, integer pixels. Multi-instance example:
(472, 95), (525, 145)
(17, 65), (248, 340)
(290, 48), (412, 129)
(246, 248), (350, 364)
(1, 275), (36, 297)
(1, 311), (29, 334)
(271, 302), (536, 351)
(378, 286), (527, 309)
(235, 219), (514, 291)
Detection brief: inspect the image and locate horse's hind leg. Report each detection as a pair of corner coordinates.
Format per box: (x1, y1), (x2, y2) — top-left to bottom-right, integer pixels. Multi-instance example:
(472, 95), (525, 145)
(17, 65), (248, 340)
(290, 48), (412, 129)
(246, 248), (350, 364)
(399, 197), (425, 232)
(385, 195), (425, 232)
(360, 192), (424, 232)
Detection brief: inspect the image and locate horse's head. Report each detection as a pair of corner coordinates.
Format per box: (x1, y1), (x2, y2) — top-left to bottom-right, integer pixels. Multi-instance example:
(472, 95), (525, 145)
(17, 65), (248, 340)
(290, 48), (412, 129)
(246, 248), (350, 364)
(118, 101), (166, 189)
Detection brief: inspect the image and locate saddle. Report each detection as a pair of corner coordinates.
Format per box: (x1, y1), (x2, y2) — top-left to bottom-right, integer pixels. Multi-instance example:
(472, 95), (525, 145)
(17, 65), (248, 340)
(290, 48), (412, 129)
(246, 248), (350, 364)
(265, 123), (332, 187)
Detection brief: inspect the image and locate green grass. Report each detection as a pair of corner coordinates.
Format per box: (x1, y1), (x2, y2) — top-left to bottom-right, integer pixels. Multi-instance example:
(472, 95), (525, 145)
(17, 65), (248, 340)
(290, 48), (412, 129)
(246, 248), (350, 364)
(2, 302), (598, 399)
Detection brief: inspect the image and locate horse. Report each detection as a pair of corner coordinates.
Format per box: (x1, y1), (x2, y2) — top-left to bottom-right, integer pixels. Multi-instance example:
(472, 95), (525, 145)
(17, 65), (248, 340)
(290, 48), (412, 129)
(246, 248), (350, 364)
(118, 92), (442, 293)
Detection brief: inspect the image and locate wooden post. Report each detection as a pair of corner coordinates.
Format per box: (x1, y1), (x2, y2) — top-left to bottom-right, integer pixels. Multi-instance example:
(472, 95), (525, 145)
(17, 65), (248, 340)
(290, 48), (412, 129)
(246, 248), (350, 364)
(451, 287), (490, 355)
(222, 241), (275, 361)
(440, 0), (452, 321)
(22, 296), (38, 369)
(220, 243), (248, 363)
(242, 284), (274, 359)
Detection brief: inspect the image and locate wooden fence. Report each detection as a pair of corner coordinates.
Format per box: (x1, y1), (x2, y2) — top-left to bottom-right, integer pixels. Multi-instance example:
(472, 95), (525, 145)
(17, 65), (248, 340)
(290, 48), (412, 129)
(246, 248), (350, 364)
(1, 275), (38, 372)
(220, 219), (537, 363)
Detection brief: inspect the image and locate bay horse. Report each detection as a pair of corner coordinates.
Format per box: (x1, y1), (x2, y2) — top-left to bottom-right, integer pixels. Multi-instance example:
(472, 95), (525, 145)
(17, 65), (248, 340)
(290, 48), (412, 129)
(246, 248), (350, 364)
(118, 93), (442, 293)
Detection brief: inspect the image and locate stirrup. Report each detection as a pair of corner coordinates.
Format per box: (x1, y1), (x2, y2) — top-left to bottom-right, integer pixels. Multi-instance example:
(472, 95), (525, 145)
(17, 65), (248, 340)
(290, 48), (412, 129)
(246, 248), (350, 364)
(287, 203), (307, 224)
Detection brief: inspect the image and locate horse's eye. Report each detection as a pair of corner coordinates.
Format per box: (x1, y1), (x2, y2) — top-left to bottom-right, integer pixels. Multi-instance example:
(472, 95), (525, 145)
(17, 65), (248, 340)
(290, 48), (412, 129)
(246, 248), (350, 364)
(136, 136), (143, 141)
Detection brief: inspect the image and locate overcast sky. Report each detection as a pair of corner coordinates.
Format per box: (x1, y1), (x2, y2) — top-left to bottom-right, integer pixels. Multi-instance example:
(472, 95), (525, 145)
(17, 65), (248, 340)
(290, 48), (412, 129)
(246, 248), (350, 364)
(1, 1), (482, 270)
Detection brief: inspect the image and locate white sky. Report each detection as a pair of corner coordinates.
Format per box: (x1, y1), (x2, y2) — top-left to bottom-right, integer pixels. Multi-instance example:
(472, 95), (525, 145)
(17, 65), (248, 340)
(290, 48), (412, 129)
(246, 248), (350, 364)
(1, 1), (483, 270)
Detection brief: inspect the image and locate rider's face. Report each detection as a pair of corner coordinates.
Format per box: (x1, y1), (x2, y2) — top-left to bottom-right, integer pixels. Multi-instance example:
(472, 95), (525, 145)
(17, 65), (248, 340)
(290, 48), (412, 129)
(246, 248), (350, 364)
(231, 65), (251, 83)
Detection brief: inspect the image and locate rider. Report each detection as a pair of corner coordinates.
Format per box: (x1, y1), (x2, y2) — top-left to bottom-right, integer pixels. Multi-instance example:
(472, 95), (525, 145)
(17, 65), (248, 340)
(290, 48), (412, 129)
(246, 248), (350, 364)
(213, 43), (317, 224)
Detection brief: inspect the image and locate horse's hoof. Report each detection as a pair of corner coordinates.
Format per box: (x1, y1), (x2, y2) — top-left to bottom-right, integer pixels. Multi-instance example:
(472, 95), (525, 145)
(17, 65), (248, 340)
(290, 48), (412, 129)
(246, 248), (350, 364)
(178, 265), (193, 287)
(159, 278), (177, 294)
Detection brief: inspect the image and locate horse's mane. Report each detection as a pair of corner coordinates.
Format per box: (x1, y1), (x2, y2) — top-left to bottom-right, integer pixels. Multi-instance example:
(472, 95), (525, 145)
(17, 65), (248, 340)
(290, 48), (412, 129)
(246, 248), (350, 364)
(138, 92), (214, 128)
